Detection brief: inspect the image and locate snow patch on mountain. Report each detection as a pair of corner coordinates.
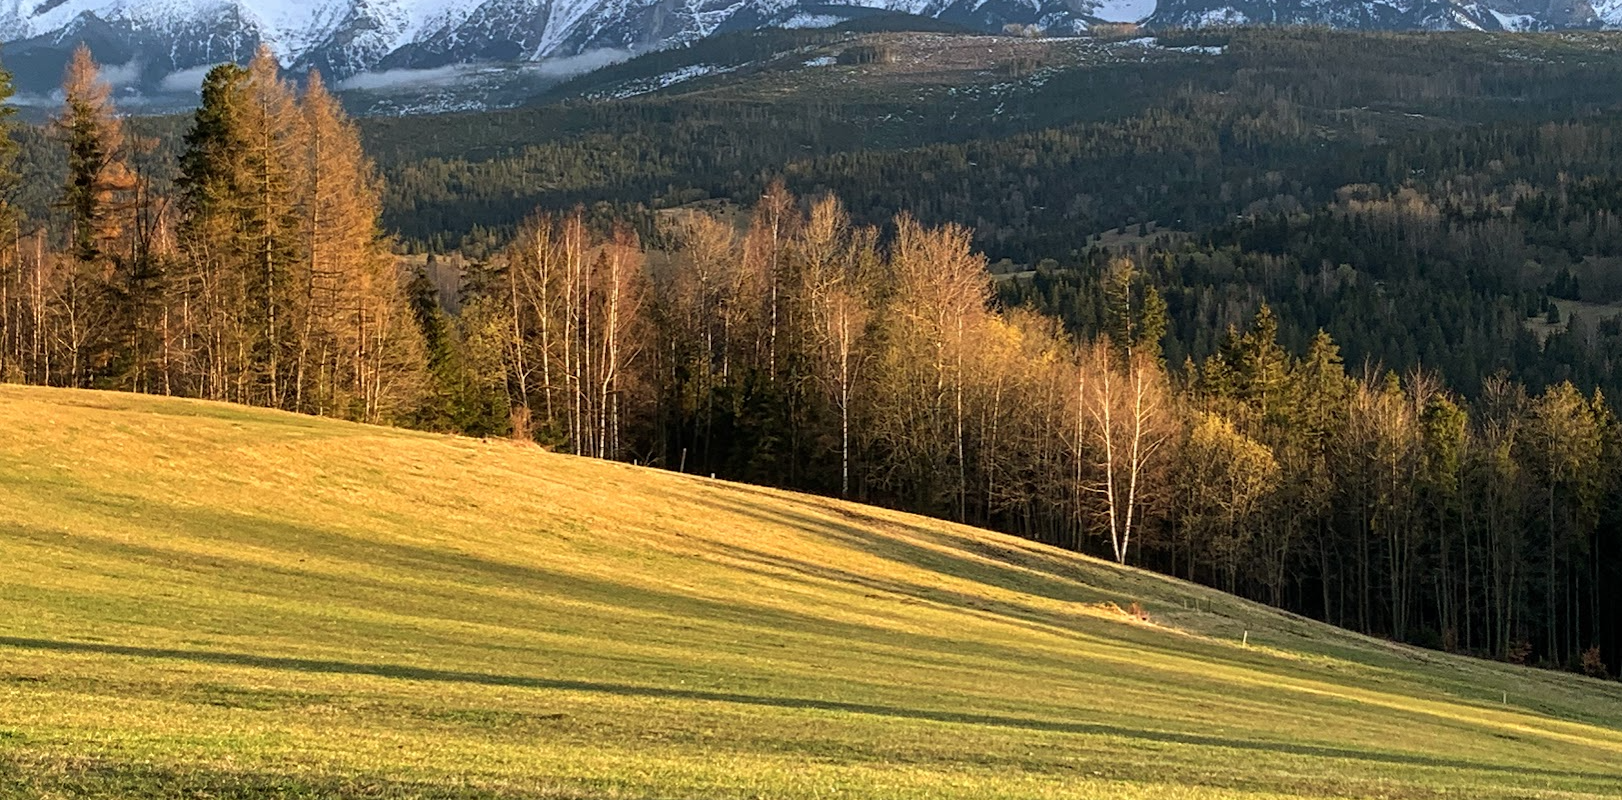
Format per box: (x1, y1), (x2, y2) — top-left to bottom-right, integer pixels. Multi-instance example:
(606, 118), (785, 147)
(1090, 0), (1156, 23)
(1193, 6), (1246, 24)
(1592, 0), (1622, 26)
(779, 12), (846, 28)
(1488, 8), (1536, 30)
(599, 61), (736, 98)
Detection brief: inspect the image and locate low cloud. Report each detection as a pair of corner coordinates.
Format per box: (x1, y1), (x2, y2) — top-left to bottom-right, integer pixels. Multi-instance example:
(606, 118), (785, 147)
(159, 65), (215, 94)
(337, 64), (482, 92)
(13, 59), (140, 105)
(10, 92), (58, 108)
(337, 48), (635, 92)
(522, 48), (634, 77)
(99, 59), (143, 88)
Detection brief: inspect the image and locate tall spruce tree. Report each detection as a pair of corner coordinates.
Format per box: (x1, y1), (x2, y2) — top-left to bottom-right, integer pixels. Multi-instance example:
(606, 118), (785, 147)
(177, 61), (253, 400)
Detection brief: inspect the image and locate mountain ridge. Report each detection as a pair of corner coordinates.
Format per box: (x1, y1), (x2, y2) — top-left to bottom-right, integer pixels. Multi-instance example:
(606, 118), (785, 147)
(3, 0), (1620, 96)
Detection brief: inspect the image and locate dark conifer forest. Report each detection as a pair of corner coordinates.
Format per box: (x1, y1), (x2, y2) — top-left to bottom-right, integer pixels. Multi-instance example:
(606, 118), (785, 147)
(3, 29), (1621, 681)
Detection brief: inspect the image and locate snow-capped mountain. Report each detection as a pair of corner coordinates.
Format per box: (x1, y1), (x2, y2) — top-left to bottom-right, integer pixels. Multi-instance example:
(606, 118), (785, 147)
(0, 0), (1072, 93)
(0, 0), (1618, 96)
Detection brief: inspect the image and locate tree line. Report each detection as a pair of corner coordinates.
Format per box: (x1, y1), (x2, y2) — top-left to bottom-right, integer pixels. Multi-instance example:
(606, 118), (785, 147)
(0, 47), (1616, 681)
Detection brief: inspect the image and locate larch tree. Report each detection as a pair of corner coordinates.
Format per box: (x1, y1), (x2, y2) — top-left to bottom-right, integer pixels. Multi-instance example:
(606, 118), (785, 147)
(240, 46), (304, 407)
(51, 45), (136, 388)
(175, 56), (421, 421)
(297, 71), (423, 422)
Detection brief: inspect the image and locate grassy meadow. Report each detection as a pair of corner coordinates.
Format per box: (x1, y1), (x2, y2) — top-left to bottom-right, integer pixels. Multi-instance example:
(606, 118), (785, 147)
(0, 385), (1619, 798)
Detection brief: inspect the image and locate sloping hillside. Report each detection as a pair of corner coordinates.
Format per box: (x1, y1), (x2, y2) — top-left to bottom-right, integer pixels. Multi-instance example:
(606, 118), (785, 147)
(0, 385), (1618, 799)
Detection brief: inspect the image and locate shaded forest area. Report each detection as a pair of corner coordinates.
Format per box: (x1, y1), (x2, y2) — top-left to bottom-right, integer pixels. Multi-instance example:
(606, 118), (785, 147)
(1, 30), (1620, 680)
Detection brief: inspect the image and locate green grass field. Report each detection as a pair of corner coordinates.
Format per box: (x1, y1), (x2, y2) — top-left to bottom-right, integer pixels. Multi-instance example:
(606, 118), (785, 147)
(1, 385), (1619, 799)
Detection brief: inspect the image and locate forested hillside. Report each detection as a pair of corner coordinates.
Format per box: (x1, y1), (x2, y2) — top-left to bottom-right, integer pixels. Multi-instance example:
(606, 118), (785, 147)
(356, 29), (1622, 253)
(2, 29), (1621, 686)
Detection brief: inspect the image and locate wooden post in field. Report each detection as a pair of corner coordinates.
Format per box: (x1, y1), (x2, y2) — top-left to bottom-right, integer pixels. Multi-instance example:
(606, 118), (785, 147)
(1243, 631), (1249, 647)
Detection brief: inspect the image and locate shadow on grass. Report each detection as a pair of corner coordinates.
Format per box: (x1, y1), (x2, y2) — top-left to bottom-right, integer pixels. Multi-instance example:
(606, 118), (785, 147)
(17, 513), (1026, 669)
(1, 636), (1613, 783)
(705, 489), (1134, 607)
(693, 495), (1622, 733)
(708, 488), (1622, 717)
(698, 496), (1322, 676)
